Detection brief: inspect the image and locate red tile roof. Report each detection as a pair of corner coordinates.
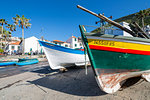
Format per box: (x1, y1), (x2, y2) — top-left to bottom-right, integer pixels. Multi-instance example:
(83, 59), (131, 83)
(45, 40), (49, 42)
(53, 40), (64, 43)
(10, 41), (21, 45)
(72, 36), (76, 38)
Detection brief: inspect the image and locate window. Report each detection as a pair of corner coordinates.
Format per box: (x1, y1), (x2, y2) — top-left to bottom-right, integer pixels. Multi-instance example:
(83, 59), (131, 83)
(11, 46), (14, 50)
(75, 44), (77, 47)
(74, 38), (76, 41)
(80, 43), (82, 46)
(65, 44), (68, 47)
(18, 46), (20, 50)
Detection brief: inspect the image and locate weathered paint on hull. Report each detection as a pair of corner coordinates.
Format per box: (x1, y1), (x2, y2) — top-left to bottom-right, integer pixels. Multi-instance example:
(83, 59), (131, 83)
(79, 25), (150, 93)
(89, 46), (150, 93)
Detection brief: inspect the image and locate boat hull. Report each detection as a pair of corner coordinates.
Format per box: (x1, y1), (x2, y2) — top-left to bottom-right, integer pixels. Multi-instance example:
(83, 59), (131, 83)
(16, 59), (39, 66)
(39, 40), (89, 69)
(79, 25), (150, 93)
(0, 62), (16, 66)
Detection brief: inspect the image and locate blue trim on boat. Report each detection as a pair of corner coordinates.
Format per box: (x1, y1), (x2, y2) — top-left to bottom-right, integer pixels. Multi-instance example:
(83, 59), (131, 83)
(16, 59), (39, 66)
(38, 40), (84, 54)
(0, 62), (16, 66)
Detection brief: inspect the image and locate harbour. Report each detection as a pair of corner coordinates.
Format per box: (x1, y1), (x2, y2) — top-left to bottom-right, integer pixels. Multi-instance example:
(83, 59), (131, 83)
(0, 0), (150, 99)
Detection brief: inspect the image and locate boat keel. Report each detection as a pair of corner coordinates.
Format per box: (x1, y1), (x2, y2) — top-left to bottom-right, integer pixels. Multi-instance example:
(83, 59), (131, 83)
(142, 73), (150, 82)
(96, 72), (129, 93)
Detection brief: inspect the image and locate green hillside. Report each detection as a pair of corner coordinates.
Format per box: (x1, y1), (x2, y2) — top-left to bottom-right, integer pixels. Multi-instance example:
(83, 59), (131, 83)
(114, 8), (150, 25)
(91, 8), (150, 33)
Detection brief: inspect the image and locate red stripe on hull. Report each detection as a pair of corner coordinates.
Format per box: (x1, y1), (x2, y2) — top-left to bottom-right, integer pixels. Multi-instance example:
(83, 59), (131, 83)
(89, 45), (150, 55)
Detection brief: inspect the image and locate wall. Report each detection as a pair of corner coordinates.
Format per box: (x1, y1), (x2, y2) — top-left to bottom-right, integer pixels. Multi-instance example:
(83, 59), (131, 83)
(105, 22), (133, 37)
(24, 36), (42, 53)
(66, 37), (83, 49)
(8, 45), (20, 54)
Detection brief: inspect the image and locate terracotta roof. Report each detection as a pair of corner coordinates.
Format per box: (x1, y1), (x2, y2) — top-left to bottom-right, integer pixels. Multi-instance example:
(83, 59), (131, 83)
(53, 40), (64, 43)
(10, 41), (21, 45)
(45, 40), (49, 42)
(72, 36), (76, 38)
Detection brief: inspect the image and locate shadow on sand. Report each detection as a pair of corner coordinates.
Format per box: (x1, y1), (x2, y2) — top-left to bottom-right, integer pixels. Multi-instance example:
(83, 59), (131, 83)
(28, 66), (106, 96)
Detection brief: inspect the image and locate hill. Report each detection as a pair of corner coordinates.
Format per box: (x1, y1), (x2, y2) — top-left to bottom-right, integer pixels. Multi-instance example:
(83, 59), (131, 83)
(114, 8), (150, 25)
(91, 8), (150, 33)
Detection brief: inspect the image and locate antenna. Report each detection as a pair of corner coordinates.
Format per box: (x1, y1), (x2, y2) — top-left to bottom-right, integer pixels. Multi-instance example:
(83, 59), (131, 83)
(41, 27), (44, 41)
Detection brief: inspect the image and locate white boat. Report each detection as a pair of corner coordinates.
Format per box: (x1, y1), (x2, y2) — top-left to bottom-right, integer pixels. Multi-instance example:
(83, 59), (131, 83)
(38, 40), (89, 69)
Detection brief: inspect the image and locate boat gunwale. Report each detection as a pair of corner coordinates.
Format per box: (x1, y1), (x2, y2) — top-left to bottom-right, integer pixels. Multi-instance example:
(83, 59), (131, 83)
(38, 40), (84, 55)
(83, 31), (150, 43)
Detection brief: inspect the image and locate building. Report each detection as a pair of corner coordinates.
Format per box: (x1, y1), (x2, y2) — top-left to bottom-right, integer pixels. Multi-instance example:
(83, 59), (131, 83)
(66, 36), (83, 49)
(51, 36), (83, 49)
(0, 34), (21, 50)
(10, 37), (21, 42)
(144, 25), (150, 35)
(20, 36), (43, 54)
(51, 40), (70, 48)
(6, 41), (21, 55)
(105, 22), (133, 37)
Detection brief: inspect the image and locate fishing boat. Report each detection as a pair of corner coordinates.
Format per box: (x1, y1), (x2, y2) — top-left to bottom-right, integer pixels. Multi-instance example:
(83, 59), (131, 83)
(78, 5), (150, 93)
(0, 61), (16, 66)
(16, 58), (39, 66)
(38, 40), (89, 69)
(18, 58), (37, 62)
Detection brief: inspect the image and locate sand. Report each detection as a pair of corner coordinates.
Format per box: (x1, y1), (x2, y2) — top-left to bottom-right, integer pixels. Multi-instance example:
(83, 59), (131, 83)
(0, 66), (150, 100)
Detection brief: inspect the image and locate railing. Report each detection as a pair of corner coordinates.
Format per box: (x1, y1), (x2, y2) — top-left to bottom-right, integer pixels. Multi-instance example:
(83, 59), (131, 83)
(82, 25), (124, 36)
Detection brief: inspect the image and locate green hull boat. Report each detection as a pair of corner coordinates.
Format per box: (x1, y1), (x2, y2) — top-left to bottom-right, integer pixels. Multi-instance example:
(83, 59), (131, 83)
(79, 25), (150, 93)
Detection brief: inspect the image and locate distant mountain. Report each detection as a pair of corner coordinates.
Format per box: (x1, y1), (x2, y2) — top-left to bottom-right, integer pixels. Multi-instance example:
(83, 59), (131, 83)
(114, 8), (150, 25)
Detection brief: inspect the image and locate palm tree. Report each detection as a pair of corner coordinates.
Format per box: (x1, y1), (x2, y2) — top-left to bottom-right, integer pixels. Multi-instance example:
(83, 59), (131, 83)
(5, 24), (16, 50)
(6, 24), (16, 32)
(13, 15), (31, 54)
(136, 10), (150, 29)
(3, 30), (11, 51)
(0, 19), (7, 49)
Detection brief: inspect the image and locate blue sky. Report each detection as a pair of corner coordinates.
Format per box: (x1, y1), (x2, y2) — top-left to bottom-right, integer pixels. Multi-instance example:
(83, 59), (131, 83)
(0, 0), (149, 41)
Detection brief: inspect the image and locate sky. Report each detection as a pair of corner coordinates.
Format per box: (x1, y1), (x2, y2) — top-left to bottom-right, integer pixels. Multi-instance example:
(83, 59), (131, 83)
(0, 0), (149, 41)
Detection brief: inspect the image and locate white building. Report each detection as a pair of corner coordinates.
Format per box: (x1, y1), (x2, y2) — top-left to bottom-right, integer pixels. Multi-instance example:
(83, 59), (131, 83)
(144, 25), (150, 35)
(66, 36), (83, 49)
(21, 36), (43, 54)
(10, 37), (21, 42)
(105, 22), (133, 37)
(51, 40), (70, 48)
(6, 41), (21, 55)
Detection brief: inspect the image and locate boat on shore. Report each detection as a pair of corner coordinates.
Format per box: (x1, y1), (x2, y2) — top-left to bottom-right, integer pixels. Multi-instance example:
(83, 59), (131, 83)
(0, 58), (38, 66)
(0, 61), (16, 66)
(38, 40), (89, 69)
(78, 5), (150, 93)
(16, 58), (39, 66)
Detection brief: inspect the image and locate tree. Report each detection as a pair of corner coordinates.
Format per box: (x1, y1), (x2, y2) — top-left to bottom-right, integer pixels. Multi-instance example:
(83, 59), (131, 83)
(3, 30), (11, 51)
(4, 24), (16, 50)
(13, 15), (31, 54)
(136, 10), (150, 29)
(6, 24), (16, 32)
(0, 19), (7, 49)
